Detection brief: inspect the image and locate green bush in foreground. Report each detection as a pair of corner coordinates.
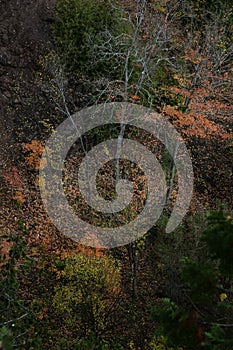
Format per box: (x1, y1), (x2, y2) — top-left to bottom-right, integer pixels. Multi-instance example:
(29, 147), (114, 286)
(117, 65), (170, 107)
(152, 211), (233, 350)
(52, 253), (121, 348)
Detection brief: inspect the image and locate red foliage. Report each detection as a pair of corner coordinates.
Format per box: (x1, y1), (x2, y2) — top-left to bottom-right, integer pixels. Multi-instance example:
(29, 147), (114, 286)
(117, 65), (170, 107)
(4, 166), (23, 189)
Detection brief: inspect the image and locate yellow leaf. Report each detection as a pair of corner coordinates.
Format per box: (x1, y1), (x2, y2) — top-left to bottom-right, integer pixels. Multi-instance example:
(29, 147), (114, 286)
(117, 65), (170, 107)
(220, 293), (227, 302)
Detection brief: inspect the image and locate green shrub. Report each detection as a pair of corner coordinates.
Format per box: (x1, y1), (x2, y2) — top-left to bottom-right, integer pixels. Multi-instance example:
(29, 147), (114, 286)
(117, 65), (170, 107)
(70, 333), (124, 349)
(201, 211), (233, 276)
(0, 223), (42, 349)
(149, 335), (183, 350)
(54, 0), (129, 76)
(52, 253), (121, 346)
(0, 326), (13, 350)
(180, 257), (219, 306)
(151, 299), (198, 350)
(151, 211), (233, 350)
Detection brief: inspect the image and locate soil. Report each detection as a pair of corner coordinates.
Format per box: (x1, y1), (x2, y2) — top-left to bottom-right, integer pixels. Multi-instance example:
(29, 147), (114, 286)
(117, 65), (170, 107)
(0, 0), (57, 241)
(0, 0), (55, 165)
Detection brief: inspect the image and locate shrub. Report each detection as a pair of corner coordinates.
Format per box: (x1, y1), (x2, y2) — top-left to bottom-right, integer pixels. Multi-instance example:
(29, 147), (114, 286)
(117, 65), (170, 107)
(54, 0), (129, 76)
(0, 326), (13, 350)
(201, 211), (233, 276)
(69, 333), (124, 349)
(151, 299), (199, 350)
(52, 253), (121, 347)
(0, 223), (42, 349)
(151, 211), (233, 350)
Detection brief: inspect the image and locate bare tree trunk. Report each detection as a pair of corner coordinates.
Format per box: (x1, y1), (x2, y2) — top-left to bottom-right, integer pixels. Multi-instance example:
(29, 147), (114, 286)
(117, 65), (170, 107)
(127, 242), (138, 301)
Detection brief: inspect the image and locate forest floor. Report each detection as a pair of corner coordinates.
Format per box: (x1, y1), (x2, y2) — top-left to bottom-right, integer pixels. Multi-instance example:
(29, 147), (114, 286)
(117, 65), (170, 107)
(0, 1), (232, 349)
(1, 0), (233, 256)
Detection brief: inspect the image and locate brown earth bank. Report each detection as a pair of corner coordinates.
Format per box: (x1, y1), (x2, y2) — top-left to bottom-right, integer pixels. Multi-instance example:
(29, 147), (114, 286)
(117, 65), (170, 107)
(0, 0), (55, 162)
(0, 0), (55, 239)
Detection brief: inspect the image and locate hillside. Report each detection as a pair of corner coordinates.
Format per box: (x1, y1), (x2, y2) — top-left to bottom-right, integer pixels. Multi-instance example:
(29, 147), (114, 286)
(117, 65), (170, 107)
(0, 0), (233, 349)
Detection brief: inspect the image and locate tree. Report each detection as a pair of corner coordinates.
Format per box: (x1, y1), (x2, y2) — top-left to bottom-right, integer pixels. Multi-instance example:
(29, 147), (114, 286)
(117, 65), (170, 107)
(151, 211), (233, 350)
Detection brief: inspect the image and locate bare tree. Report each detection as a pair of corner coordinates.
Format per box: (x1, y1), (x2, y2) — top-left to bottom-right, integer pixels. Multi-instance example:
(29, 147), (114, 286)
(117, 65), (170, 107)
(176, 1), (233, 111)
(43, 0), (189, 298)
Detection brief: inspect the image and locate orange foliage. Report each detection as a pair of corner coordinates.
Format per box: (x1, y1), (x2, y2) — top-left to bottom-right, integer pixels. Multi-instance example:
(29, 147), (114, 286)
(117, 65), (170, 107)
(22, 140), (45, 169)
(163, 87), (232, 140)
(4, 166), (23, 189)
(164, 45), (233, 141)
(130, 94), (141, 102)
(4, 166), (25, 204)
(0, 239), (13, 266)
(60, 243), (104, 261)
(12, 191), (25, 205)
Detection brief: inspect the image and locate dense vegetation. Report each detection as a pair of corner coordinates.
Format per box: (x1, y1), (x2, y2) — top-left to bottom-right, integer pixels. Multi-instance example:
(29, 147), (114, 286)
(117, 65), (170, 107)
(0, 0), (232, 349)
